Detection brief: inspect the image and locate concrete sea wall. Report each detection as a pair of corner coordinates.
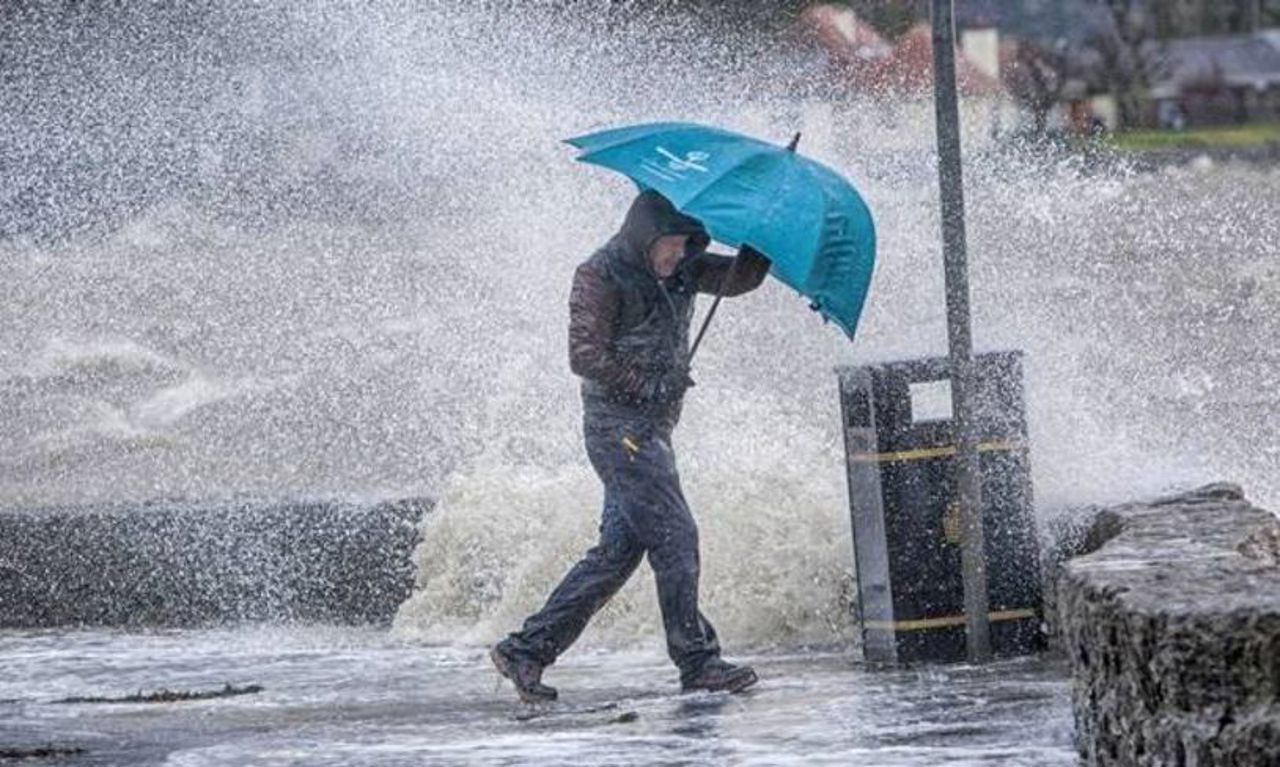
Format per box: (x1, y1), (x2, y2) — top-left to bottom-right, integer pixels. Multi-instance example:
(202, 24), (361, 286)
(1056, 483), (1280, 766)
(0, 497), (429, 627)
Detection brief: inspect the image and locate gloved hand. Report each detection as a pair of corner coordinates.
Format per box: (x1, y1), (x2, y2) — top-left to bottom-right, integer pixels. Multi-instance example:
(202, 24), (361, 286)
(640, 364), (695, 404)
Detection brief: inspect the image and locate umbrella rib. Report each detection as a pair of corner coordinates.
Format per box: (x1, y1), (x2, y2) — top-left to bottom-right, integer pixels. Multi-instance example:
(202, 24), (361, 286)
(675, 149), (784, 239)
(570, 124), (760, 158)
(572, 126), (776, 168)
(563, 122), (699, 151)
(761, 159), (804, 240)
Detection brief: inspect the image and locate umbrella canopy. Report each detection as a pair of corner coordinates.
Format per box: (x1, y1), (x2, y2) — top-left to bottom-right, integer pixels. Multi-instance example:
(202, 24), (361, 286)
(565, 121), (875, 338)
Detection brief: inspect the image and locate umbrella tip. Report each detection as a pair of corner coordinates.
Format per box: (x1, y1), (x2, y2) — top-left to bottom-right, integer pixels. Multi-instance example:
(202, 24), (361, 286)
(787, 132), (801, 152)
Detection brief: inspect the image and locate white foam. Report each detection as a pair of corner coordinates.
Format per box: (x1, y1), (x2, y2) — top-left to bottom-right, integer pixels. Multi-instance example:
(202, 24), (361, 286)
(3, 3), (1277, 650)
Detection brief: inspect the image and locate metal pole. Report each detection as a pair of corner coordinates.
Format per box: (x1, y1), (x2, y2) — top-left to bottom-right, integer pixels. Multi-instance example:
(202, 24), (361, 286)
(930, 0), (991, 663)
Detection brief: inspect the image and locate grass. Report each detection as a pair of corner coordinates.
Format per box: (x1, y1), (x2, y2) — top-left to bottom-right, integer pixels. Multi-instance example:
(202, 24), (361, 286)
(1108, 121), (1280, 150)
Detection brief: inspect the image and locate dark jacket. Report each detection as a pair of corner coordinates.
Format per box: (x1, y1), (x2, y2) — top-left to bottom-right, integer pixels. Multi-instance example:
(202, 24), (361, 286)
(568, 191), (769, 422)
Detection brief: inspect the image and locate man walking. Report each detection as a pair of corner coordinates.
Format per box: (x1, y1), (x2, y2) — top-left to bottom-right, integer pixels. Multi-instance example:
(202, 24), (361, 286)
(491, 190), (770, 702)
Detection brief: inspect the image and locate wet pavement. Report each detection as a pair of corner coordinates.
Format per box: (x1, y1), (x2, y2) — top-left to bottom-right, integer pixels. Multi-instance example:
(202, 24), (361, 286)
(1, 627), (1078, 766)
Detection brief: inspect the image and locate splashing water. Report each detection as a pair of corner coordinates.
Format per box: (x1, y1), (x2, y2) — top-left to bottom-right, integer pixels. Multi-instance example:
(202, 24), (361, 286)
(2, 4), (1276, 653)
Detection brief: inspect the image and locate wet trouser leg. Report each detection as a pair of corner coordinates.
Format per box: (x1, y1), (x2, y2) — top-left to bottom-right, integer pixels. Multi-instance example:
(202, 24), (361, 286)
(644, 485), (721, 682)
(501, 492), (644, 666)
(612, 427), (721, 679)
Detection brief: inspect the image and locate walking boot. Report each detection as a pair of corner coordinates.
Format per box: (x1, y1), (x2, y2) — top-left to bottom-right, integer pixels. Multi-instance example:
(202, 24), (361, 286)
(490, 643), (558, 703)
(681, 658), (758, 694)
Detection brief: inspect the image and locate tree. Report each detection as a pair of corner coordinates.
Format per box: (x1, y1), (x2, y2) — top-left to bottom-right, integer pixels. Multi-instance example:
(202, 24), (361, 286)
(1004, 39), (1071, 135)
(1087, 1), (1167, 129)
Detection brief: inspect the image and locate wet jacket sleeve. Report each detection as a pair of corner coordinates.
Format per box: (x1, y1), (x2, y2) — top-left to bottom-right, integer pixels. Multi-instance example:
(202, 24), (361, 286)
(693, 246), (770, 297)
(568, 261), (646, 397)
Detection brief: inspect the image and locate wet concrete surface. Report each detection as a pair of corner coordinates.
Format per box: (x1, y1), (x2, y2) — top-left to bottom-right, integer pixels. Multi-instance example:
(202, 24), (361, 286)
(1, 626), (1078, 766)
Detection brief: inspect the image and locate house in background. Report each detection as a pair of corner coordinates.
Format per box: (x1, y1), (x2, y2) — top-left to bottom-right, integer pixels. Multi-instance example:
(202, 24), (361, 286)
(800, 4), (1002, 96)
(1154, 29), (1280, 127)
(795, 3), (1016, 149)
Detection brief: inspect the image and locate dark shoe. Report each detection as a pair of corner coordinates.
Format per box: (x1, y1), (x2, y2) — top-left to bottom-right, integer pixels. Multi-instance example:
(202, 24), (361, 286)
(490, 644), (558, 703)
(681, 658), (758, 694)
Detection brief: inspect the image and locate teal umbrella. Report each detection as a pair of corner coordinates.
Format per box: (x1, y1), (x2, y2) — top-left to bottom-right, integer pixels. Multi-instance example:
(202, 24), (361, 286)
(565, 121), (876, 341)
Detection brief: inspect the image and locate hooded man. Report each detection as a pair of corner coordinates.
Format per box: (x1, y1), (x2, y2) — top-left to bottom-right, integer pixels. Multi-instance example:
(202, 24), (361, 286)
(490, 190), (770, 702)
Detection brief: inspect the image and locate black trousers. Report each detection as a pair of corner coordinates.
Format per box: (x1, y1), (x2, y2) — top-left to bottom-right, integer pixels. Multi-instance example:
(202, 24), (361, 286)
(500, 403), (720, 680)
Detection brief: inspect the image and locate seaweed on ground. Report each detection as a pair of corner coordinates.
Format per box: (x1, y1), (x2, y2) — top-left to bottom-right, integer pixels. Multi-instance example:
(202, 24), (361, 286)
(0, 745), (87, 759)
(53, 683), (262, 704)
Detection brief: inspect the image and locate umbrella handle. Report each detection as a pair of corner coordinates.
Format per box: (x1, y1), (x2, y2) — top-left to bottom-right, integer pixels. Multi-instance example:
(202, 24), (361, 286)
(688, 250), (744, 364)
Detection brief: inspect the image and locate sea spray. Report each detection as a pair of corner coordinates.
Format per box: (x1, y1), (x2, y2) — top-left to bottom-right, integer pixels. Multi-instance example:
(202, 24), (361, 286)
(3, 3), (1276, 652)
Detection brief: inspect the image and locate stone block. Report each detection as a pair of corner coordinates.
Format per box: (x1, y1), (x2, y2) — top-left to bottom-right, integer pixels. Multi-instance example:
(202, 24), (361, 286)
(1056, 483), (1280, 765)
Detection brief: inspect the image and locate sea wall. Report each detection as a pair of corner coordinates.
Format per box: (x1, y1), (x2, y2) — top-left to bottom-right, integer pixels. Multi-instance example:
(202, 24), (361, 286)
(0, 497), (429, 627)
(1056, 483), (1280, 766)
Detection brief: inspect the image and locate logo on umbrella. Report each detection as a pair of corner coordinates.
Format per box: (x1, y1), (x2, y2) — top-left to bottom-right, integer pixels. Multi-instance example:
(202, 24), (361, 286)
(640, 147), (711, 182)
(658, 147), (710, 172)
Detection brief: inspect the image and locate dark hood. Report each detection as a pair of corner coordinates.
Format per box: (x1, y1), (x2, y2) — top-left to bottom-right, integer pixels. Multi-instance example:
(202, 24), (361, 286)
(616, 190), (710, 267)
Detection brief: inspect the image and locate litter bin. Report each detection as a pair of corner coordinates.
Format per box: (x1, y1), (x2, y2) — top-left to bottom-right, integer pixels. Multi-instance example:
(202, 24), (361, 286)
(837, 350), (1043, 664)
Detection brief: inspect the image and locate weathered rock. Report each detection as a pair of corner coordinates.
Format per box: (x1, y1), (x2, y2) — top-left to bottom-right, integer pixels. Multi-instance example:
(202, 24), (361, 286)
(1040, 507), (1107, 649)
(0, 497), (429, 627)
(1056, 482), (1280, 766)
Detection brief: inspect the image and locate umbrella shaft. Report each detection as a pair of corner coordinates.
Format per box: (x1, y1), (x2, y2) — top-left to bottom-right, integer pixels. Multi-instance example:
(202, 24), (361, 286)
(688, 251), (743, 363)
(689, 294), (723, 361)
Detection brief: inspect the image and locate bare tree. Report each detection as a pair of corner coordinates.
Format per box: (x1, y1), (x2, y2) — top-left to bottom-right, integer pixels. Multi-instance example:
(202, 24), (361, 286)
(1087, 1), (1167, 129)
(1004, 39), (1071, 135)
